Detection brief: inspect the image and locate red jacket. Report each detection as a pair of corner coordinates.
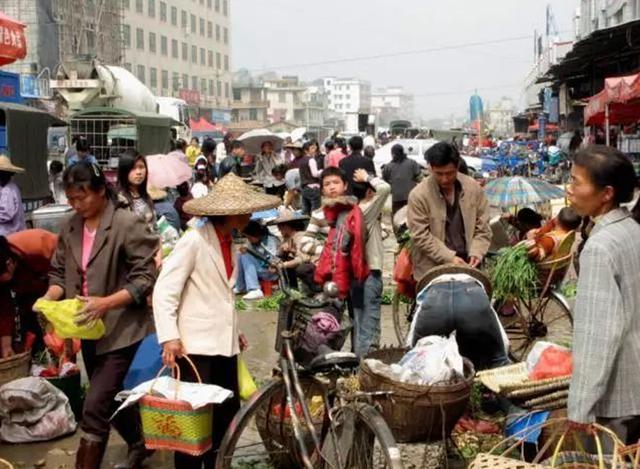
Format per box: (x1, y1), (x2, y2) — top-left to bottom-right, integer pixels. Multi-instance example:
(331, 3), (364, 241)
(314, 197), (369, 298)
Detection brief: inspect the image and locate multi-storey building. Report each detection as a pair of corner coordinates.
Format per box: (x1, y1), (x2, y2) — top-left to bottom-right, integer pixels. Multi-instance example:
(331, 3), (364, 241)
(371, 86), (415, 127)
(122, 0), (232, 122)
(322, 77), (371, 115)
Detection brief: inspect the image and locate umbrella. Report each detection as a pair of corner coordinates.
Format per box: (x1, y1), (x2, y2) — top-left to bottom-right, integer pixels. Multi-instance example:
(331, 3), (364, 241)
(237, 129), (283, 155)
(0, 12), (27, 66)
(484, 176), (565, 207)
(146, 153), (192, 188)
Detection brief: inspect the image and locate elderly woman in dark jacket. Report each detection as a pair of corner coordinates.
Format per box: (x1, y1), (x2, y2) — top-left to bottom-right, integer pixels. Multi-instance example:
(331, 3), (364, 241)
(38, 162), (158, 469)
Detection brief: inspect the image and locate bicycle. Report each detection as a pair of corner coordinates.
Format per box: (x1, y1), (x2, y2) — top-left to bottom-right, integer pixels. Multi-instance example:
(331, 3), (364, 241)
(215, 257), (403, 469)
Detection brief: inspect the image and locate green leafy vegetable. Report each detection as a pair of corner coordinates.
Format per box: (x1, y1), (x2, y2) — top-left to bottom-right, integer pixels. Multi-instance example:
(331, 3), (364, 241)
(235, 299), (248, 311)
(491, 244), (539, 302)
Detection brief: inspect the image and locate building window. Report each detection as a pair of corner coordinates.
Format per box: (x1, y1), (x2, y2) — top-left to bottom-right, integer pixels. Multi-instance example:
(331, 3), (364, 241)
(150, 67), (157, 89)
(122, 24), (131, 48)
(224, 54), (229, 71)
(160, 35), (168, 55)
(223, 27), (228, 44)
(171, 39), (178, 58)
(217, 80), (222, 97)
(215, 24), (221, 41)
(191, 45), (197, 63)
(200, 47), (205, 65)
(148, 0), (155, 17)
(124, 62), (132, 72)
(207, 0), (212, 7)
(137, 64), (146, 84)
(181, 10), (187, 28)
(171, 6), (177, 25)
(216, 52), (221, 69)
(161, 70), (169, 90)
(182, 73), (189, 90)
(278, 92), (285, 103)
(172, 72), (180, 90)
(224, 81), (229, 98)
(190, 14), (196, 33)
(207, 50), (213, 67)
(200, 18), (205, 36)
(223, 0), (228, 16)
(160, 1), (167, 21)
(207, 21), (212, 38)
(201, 78), (207, 95)
(148, 32), (156, 53)
(136, 28), (144, 49)
(182, 42), (188, 60)
(249, 109), (257, 120)
(207, 79), (213, 95)
(215, 0), (220, 12)
(123, 0), (130, 9)
(192, 76), (198, 91)
(135, 0), (143, 13)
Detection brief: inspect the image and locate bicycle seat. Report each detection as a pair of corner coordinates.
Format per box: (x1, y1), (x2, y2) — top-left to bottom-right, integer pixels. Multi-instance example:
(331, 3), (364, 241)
(308, 351), (359, 373)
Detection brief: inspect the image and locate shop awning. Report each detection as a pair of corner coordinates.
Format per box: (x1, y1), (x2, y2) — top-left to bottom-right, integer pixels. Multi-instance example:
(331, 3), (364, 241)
(189, 117), (226, 132)
(527, 123), (559, 132)
(584, 73), (640, 125)
(0, 11), (27, 66)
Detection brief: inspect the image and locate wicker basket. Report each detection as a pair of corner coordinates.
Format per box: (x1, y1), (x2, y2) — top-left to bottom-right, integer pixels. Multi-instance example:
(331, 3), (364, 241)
(359, 347), (475, 443)
(0, 352), (30, 387)
(469, 453), (545, 469)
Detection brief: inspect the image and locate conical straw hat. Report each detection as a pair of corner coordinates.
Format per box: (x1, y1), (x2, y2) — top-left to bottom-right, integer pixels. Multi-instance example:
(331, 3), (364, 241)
(184, 173), (281, 216)
(0, 155), (25, 173)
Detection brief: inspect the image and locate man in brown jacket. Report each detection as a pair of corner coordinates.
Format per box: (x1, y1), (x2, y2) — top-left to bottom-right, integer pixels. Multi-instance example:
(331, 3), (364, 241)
(407, 142), (491, 288)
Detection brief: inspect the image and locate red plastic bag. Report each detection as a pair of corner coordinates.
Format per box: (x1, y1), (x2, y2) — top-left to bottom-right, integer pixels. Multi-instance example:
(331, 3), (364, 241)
(530, 346), (572, 380)
(393, 247), (416, 297)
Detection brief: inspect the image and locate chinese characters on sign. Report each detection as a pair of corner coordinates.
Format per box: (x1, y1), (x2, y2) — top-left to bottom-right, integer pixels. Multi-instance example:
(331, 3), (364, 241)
(0, 13), (27, 66)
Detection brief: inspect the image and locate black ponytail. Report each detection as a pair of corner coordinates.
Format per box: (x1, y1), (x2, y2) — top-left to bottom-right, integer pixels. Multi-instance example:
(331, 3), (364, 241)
(62, 162), (116, 202)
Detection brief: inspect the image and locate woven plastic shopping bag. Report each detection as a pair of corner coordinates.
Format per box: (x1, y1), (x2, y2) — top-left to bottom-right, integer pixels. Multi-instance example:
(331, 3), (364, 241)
(139, 356), (213, 456)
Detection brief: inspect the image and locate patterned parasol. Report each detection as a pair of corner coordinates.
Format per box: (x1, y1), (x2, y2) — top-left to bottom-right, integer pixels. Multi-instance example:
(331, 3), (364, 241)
(484, 176), (565, 207)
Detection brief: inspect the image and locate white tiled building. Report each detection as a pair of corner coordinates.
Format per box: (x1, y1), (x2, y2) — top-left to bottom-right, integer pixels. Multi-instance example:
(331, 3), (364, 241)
(322, 77), (371, 115)
(122, 0), (232, 120)
(371, 86), (415, 126)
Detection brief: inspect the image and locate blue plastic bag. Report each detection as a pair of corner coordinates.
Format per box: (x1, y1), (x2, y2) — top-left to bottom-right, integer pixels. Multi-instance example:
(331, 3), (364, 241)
(124, 333), (164, 389)
(506, 410), (550, 444)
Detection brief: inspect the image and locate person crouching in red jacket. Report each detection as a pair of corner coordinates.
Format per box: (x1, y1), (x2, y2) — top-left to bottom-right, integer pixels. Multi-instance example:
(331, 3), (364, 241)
(314, 167), (369, 299)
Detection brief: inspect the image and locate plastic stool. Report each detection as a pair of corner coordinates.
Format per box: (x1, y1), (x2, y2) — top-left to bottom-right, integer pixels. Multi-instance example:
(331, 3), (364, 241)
(260, 279), (274, 297)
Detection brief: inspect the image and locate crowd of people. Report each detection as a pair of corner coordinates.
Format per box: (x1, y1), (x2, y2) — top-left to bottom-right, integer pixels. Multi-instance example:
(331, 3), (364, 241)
(1, 130), (640, 467)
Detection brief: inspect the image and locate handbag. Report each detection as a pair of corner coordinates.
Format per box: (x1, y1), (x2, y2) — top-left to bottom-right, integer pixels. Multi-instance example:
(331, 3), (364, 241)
(139, 356), (213, 456)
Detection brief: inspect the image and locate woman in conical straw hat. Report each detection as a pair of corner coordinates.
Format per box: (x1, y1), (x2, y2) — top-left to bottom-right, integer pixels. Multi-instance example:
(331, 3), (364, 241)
(152, 173), (280, 467)
(0, 154), (26, 236)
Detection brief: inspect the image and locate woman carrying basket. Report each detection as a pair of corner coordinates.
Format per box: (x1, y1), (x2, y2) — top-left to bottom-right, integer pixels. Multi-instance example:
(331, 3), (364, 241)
(152, 173), (281, 468)
(37, 162), (159, 468)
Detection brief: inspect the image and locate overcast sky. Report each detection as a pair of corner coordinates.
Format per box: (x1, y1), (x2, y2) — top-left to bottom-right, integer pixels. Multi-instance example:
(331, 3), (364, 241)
(232, 0), (578, 122)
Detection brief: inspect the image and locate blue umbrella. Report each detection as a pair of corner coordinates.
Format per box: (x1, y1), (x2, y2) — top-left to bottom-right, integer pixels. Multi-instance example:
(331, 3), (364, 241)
(484, 176), (566, 207)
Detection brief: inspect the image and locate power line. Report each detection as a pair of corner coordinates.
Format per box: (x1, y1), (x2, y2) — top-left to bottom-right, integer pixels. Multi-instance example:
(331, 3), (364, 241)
(413, 83), (521, 98)
(247, 34), (536, 72)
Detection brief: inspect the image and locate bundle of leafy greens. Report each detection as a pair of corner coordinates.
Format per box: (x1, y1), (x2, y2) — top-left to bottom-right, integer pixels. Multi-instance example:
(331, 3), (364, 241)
(491, 244), (539, 302)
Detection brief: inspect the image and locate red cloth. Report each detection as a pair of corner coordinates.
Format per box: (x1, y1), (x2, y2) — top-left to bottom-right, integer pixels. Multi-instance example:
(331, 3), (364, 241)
(214, 226), (233, 280)
(314, 199), (369, 298)
(0, 229), (58, 337)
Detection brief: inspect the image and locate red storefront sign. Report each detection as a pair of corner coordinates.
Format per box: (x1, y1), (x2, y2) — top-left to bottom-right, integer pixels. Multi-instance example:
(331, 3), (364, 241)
(0, 11), (27, 66)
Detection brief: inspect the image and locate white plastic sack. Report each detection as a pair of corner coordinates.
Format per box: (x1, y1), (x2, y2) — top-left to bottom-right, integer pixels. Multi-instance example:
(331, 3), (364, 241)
(0, 377), (77, 443)
(112, 375), (233, 419)
(525, 341), (571, 373)
(398, 333), (464, 385)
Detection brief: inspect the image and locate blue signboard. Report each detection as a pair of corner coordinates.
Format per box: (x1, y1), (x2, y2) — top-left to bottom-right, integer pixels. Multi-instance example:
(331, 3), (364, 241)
(211, 109), (231, 124)
(0, 71), (23, 104)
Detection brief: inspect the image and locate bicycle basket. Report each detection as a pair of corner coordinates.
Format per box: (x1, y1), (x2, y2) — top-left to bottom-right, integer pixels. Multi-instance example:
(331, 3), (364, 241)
(274, 296), (350, 358)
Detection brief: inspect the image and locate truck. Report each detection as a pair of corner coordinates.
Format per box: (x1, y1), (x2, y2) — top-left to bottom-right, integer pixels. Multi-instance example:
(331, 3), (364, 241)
(156, 96), (191, 141)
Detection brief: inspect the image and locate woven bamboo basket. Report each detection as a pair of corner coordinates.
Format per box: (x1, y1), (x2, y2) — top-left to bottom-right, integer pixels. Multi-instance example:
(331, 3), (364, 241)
(469, 453), (545, 469)
(359, 347), (475, 443)
(0, 352), (30, 387)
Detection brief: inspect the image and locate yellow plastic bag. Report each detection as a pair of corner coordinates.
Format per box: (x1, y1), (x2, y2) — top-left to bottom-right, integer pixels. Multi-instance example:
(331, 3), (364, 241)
(237, 357), (257, 400)
(34, 298), (106, 340)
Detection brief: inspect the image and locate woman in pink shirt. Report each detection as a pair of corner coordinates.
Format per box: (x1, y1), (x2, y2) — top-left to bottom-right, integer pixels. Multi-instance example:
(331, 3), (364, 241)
(325, 137), (348, 168)
(40, 162), (158, 469)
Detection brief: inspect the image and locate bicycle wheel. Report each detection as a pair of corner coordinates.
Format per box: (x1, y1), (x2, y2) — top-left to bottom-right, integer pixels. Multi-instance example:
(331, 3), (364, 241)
(496, 292), (573, 361)
(323, 402), (403, 469)
(392, 292), (414, 346)
(216, 377), (330, 469)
